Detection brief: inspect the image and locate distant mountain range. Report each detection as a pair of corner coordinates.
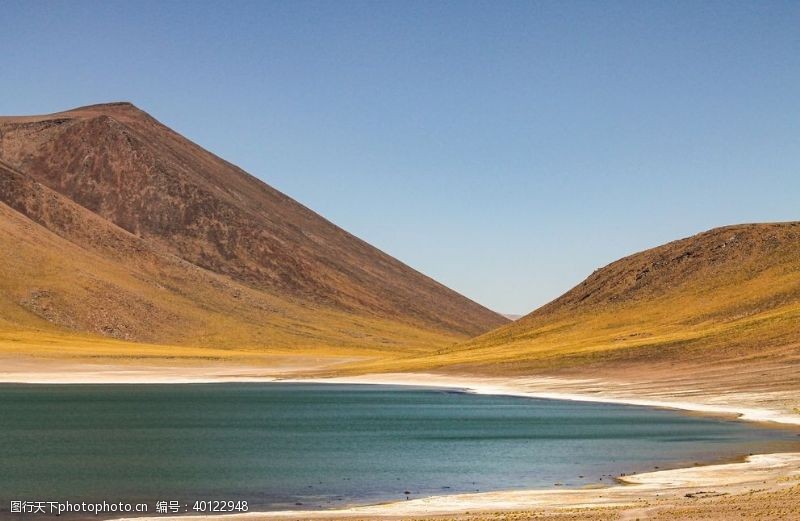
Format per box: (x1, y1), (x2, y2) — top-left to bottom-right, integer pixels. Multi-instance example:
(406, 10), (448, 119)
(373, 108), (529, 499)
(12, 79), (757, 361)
(0, 103), (506, 354)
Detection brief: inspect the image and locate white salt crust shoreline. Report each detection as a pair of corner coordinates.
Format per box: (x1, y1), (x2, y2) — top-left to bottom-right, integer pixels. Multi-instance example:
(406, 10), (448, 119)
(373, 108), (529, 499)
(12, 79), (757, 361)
(287, 373), (800, 427)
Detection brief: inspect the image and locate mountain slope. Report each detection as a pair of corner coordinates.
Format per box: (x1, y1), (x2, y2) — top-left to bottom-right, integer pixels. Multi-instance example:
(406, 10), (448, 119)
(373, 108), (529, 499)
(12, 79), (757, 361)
(0, 159), (452, 354)
(354, 222), (800, 373)
(0, 103), (506, 355)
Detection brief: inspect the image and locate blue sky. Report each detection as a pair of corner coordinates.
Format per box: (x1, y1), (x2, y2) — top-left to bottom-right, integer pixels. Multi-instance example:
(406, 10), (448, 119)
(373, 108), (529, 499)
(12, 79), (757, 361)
(2, 1), (799, 314)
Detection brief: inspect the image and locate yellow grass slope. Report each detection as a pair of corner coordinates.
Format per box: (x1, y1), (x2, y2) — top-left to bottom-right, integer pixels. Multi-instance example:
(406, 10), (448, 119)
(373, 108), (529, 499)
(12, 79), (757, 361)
(348, 222), (800, 374)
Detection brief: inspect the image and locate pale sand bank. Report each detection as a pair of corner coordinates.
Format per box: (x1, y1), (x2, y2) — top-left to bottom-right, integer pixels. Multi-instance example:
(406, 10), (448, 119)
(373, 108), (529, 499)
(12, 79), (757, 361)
(0, 355), (338, 384)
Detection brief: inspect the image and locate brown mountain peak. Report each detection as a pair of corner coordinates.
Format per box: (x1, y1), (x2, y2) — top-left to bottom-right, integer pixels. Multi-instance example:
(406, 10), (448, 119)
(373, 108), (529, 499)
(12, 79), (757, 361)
(62, 101), (146, 116)
(0, 103), (507, 351)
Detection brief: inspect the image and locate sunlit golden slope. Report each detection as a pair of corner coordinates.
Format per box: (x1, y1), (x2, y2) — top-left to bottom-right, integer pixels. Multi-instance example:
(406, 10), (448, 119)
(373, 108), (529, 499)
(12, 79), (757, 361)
(348, 222), (800, 374)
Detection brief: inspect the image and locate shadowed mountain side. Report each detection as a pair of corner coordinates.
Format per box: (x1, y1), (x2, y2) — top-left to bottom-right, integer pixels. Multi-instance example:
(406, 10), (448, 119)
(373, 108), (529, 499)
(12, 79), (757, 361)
(344, 222), (800, 374)
(0, 102), (506, 341)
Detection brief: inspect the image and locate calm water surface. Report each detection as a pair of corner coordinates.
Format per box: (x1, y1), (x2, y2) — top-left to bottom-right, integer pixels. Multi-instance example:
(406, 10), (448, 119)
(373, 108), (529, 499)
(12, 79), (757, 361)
(1, 383), (797, 513)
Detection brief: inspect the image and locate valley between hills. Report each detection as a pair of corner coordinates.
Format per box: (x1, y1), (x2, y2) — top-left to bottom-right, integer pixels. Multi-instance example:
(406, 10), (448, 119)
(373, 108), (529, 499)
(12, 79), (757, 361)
(1, 102), (798, 416)
(1, 103), (799, 520)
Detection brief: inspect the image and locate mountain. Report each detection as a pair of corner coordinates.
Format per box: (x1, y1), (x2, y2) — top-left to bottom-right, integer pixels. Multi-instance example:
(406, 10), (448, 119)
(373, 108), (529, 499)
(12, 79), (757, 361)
(0, 102), (506, 356)
(366, 222), (800, 373)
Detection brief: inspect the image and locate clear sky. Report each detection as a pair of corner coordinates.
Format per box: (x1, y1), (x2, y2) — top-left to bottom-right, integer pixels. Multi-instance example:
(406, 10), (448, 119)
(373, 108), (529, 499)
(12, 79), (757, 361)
(2, 1), (799, 314)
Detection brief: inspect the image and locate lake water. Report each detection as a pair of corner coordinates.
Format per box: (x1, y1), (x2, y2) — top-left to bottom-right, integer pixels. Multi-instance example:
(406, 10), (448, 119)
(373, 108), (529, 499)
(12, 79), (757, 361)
(1, 383), (797, 515)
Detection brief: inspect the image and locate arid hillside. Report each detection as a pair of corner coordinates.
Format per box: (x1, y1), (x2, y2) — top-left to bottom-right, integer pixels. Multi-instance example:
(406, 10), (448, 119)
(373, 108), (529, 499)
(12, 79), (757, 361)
(0, 103), (506, 357)
(352, 222), (800, 374)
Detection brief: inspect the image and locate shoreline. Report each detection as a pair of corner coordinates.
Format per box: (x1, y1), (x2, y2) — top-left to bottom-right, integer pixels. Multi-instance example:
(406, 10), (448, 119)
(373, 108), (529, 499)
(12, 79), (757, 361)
(281, 372), (800, 428)
(107, 453), (800, 520)
(3, 365), (799, 519)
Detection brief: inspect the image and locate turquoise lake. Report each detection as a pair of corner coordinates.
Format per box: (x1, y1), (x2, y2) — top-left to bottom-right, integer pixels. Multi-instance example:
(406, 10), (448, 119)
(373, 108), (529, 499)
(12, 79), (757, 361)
(1, 383), (797, 514)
